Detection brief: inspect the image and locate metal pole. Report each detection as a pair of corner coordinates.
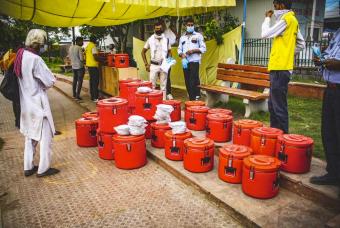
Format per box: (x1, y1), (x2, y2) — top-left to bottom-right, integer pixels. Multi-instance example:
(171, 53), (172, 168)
(310, 0), (317, 41)
(72, 27), (76, 44)
(239, 0), (247, 64)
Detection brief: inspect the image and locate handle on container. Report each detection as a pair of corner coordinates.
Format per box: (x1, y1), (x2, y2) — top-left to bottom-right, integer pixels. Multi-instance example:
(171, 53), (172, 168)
(112, 107), (117, 115)
(126, 143), (132, 152)
(278, 143), (288, 163)
(273, 171), (280, 189)
(225, 157), (236, 176)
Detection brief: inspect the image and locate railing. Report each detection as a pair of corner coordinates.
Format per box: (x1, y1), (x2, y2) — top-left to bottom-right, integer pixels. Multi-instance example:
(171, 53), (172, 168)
(244, 39), (329, 68)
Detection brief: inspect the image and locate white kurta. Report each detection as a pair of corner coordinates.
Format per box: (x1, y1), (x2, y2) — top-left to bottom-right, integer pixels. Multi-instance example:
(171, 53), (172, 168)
(18, 51), (56, 141)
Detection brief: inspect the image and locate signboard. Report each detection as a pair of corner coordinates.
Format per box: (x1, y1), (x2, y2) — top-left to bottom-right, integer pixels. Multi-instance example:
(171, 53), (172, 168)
(325, 0), (340, 18)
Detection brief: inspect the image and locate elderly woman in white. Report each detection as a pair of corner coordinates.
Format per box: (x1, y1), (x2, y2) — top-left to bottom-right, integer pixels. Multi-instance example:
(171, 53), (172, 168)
(14, 29), (59, 177)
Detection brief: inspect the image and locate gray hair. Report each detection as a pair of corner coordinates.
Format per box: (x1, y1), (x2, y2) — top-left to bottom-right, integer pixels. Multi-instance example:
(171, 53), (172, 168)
(25, 29), (47, 46)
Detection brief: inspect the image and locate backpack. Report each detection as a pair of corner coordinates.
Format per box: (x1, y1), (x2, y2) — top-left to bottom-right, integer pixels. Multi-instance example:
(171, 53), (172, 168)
(0, 64), (20, 103)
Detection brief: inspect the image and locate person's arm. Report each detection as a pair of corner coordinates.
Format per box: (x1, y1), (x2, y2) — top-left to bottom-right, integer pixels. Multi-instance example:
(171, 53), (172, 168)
(78, 46), (84, 62)
(142, 39), (150, 72)
(261, 16), (287, 38)
(178, 37), (186, 59)
(295, 29), (306, 53)
(167, 40), (172, 58)
(325, 59), (340, 71)
(33, 58), (56, 89)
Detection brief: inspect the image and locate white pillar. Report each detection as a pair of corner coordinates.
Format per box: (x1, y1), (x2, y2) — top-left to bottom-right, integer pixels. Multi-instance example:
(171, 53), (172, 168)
(310, 0), (317, 41)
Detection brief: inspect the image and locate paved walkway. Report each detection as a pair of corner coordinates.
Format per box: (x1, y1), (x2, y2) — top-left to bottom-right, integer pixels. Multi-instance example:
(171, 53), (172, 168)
(0, 82), (240, 227)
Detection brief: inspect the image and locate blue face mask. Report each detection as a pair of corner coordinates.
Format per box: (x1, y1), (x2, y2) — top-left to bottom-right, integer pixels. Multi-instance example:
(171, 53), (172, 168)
(39, 44), (48, 54)
(186, 26), (194, 33)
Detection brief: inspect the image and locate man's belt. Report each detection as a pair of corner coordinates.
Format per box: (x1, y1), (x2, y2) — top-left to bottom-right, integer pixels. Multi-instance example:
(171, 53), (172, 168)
(150, 60), (162, 66)
(327, 82), (340, 89)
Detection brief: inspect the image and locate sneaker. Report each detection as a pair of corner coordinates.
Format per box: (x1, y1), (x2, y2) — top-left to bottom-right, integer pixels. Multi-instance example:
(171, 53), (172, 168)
(92, 99), (99, 103)
(195, 96), (201, 101)
(76, 97), (82, 100)
(167, 94), (174, 100)
(24, 166), (38, 177)
(310, 173), (339, 186)
(37, 168), (60, 178)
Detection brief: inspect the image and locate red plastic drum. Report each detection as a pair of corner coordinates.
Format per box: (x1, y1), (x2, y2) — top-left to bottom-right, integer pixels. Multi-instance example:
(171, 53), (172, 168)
(275, 134), (314, 174)
(114, 54), (129, 68)
(151, 123), (171, 148)
(242, 155), (281, 199)
(162, 100), (182, 121)
(75, 117), (98, 147)
(113, 134), (147, 169)
(219, 144), (253, 183)
(233, 119), (263, 146)
(208, 108), (233, 116)
(183, 137), (215, 173)
(97, 130), (115, 160)
(186, 106), (210, 131)
(119, 79), (140, 99)
(96, 97), (129, 134)
(250, 127), (283, 157)
(135, 90), (163, 121)
(164, 130), (192, 161)
(206, 113), (233, 143)
(82, 111), (99, 118)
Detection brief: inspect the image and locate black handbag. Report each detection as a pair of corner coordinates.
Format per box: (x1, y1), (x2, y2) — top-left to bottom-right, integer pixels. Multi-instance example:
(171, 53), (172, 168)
(0, 64), (20, 103)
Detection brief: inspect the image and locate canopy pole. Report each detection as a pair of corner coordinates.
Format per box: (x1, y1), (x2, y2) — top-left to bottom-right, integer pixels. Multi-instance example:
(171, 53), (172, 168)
(72, 27), (76, 44)
(239, 0), (247, 65)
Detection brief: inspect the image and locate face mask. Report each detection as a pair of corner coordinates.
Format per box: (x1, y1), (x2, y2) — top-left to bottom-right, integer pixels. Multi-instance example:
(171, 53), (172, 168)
(39, 44), (48, 54)
(155, 30), (163, 36)
(186, 26), (194, 33)
(273, 9), (290, 20)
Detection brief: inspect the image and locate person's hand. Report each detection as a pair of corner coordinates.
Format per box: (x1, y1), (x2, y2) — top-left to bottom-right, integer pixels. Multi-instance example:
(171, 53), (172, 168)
(265, 10), (273, 18)
(313, 57), (323, 66)
(324, 59), (340, 71)
(145, 64), (150, 72)
(180, 53), (187, 59)
(186, 50), (193, 55)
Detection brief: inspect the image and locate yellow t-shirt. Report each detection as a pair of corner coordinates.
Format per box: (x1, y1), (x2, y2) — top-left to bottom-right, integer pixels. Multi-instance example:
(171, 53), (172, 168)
(85, 42), (98, 67)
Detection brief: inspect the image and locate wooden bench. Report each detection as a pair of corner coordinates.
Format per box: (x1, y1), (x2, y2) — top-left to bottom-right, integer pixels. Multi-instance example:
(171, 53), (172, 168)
(200, 63), (270, 117)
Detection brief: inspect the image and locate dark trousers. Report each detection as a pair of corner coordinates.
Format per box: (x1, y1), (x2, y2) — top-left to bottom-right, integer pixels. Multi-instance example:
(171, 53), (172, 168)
(166, 68), (171, 95)
(268, 70), (291, 133)
(72, 68), (84, 98)
(88, 67), (99, 100)
(322, 85), (340, 179)
(183, 62), (201, 100)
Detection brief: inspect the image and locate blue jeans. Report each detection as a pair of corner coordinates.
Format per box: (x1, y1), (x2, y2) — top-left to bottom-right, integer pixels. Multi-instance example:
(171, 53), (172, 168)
(268, 70), (291, 133)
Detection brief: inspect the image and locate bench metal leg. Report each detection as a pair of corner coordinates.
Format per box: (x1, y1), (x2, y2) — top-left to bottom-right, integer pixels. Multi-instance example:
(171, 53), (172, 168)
(243, 99), (268, 118)
(206, 91), (220, 107)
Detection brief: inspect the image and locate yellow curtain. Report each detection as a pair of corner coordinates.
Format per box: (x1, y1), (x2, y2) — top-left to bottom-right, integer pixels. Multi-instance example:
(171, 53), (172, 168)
(133, 26), (242, 89)
(0, 0), (236, 27)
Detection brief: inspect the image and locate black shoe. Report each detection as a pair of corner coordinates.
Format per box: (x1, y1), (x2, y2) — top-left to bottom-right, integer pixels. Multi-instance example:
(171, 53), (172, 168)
(54, 130), (62, 136)
(76, 96), (82, 100)
(24, 166), (38, 177)
(310, 173), (339, 186)
(37, 168), (60, 177)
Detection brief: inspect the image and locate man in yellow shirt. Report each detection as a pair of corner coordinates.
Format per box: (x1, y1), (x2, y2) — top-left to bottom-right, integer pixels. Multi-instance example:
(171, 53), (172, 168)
(85, 36), (101, 102)
(261, 0), (305, 133)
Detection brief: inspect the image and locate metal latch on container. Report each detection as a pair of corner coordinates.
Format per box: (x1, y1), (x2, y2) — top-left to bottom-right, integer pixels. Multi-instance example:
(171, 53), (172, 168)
(151, 134), (157, 141)
(306, 147), (312, 158)
(170, 139), (179, 153)
(278, 143), (288, 163)
(225, 157), (236, 175)
(89, 128), (97, 137)
(126, 143), (132, 152)
(201, 147), (211, 166)
(112, 107), (117, 115)
(144, 97), (151, 109)
(249, 166), (255, 180)
(237, 127), (241, 136)
(223, 122), (228, 129)
(273, 171), (280, 189)
(206, 126), (210, 134)
(261, 136), (266, 146)
(98, 139), (104, 147)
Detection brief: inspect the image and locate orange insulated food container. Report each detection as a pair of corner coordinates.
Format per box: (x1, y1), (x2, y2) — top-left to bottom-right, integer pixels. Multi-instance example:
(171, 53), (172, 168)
(233, 119), (263, 146)
(97, 129), (115, 160)
(208, 108), (233, 116)
(119, 79), (140, 99)
(242, 155), (281, 199)
(275, 134), (314, 174)
(151, 122), (171, 148)
(114, 54), (129, 68)
(250, 127), (283, 157)
(82, 111), (99, 118)
(206, 113), (233, 143)
(75, 117), (98, 147)
(164, 130), (192, 161)
(183, 137), (215, 173)
(162, 100), (182, 121)
(186, 106), (210, 131)
(184, 100), (205, 122)
(135, 90), (163, 121)
(218, 144), (253, 183)
(113, 134), (147, 169)
(96, 97), (129, 134)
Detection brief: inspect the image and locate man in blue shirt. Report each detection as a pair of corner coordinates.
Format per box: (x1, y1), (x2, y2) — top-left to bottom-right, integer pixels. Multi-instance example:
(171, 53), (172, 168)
(178, 18), (206, 101)
(310, 29), (340, 193)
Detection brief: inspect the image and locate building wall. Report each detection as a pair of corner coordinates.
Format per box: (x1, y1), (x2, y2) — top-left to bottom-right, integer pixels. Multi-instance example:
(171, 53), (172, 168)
(228, 0), (326, 39)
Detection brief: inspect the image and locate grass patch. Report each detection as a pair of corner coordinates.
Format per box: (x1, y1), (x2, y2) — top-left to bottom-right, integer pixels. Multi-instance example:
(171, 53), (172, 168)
(216, 96), (324, 160)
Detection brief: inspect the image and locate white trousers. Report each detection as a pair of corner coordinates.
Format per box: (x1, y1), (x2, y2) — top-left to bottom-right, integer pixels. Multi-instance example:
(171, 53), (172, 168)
(149, 64), (167, 100)
(24, 118), (53, 174)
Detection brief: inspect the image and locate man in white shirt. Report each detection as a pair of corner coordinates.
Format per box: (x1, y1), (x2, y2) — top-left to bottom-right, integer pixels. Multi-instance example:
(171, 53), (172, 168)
(13, 29), (59, 177)
(141, 21), (172, 100)
(68, 36), (84, 100)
